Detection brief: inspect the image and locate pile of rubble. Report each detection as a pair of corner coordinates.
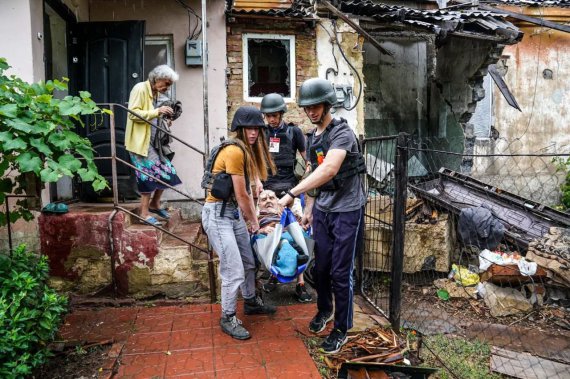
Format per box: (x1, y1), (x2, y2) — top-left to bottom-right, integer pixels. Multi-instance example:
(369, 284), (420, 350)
(326, 327), (404, 368)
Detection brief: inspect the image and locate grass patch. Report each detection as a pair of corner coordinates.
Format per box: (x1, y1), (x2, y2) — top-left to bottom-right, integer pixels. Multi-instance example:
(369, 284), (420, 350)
(420, 334), (503, 379)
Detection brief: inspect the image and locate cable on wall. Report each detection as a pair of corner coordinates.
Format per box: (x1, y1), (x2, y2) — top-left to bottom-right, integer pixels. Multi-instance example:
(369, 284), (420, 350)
(332, 19), (363, 111)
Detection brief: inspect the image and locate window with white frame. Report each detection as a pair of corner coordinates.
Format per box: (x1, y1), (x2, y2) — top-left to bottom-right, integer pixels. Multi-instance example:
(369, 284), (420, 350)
(144, 35), (175, 100)
(243, 33), (296, 102)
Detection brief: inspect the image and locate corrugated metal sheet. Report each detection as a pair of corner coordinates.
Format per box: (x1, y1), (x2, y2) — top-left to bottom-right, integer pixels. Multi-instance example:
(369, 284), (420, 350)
(226, 0), (523, 42)
(339, 0), (522, 42)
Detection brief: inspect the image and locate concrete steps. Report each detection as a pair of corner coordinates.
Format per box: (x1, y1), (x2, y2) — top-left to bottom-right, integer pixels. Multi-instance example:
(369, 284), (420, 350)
(40, 203), (212, 299)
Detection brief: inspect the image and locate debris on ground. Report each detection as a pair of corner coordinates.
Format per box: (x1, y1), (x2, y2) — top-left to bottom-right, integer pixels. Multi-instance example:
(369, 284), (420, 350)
(527, 227), (570, 288)
(434, 278), (477, 299)
(322, 328), (406, 371)
(477, 281), (533, 317)
(449, 263), (480, 287)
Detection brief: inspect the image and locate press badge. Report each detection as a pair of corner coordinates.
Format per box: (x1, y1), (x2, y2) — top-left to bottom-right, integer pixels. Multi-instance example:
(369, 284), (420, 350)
(269, 137), (280, 153)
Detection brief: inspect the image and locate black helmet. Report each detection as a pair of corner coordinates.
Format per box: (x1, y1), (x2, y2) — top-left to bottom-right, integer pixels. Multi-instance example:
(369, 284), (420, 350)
(230, 106), (265, 132)
(260, 93), (287, 114)
(298, 78), (337, 107)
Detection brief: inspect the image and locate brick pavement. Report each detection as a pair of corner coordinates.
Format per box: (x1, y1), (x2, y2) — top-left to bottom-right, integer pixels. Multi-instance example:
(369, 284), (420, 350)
(58, 302), (328, 378)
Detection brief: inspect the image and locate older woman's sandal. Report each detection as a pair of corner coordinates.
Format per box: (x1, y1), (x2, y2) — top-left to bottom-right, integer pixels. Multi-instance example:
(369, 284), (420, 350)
(144, 216), (163, 226)
(149, 208), (170, 219)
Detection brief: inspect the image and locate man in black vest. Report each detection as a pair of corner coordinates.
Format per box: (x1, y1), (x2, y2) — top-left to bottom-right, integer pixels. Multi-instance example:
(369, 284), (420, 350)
(260, 93), (312, 303)
(278, 78), (366, 354)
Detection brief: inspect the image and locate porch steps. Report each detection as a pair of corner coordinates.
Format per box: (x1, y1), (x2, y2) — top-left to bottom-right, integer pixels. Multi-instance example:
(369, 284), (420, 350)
(40, 203), (212, 299)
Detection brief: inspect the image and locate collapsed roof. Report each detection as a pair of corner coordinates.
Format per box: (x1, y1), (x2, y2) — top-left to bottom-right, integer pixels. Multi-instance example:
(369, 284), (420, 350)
(226, 0), (522, 43)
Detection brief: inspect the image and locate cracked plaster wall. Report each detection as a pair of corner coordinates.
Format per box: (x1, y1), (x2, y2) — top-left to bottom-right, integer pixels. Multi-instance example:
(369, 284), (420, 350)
(316, 19), (364, 135)
(362, 31), (501, 175)
(473, 20), (570, 206)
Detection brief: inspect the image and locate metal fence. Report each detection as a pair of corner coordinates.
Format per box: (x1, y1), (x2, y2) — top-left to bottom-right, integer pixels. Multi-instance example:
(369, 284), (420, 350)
(360, 133), (570, 378)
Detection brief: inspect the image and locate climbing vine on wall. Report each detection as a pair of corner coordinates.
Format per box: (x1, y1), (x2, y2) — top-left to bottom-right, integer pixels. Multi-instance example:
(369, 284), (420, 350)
(0, 57), (109, 226)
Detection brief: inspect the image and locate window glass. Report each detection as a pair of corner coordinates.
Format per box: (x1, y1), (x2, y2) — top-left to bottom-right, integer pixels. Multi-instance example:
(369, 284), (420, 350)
(243, 34), (295, 101)
(144, 36), (175, 100)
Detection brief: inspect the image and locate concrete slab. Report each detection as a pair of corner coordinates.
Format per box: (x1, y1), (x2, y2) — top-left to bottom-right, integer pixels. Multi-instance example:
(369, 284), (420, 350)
(465, 322), (570, 364)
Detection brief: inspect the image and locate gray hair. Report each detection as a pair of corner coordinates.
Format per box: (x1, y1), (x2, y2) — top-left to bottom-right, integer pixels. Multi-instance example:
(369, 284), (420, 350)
(148, 65), (179, 83)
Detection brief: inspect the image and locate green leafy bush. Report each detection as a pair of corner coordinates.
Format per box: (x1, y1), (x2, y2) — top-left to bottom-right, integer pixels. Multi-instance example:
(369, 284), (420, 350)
(0, 245), (68, 378)
(0, 57), (109, 226)
(553, 157), (570, 210)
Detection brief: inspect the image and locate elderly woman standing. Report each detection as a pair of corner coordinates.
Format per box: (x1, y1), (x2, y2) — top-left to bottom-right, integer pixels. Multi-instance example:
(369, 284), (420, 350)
(125, 65), (182, 226)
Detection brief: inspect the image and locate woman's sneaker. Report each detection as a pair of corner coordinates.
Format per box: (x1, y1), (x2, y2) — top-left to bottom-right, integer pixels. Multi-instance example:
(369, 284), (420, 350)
(220, 314), (250, 340)
(295, 283), (312, 303)
(321, 328), (347, 354)
(308, 310), (333, 333)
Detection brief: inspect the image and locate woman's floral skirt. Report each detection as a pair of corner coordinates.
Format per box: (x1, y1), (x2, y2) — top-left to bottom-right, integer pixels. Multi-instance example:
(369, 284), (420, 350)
(129, 146), (181, 194)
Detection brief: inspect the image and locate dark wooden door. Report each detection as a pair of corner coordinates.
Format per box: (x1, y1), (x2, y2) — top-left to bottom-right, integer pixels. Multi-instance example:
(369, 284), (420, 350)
(69, 21), (145, 201)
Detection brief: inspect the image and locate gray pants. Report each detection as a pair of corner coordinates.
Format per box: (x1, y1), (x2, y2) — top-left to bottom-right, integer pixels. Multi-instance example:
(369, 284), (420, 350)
(202, 202), (256, 316)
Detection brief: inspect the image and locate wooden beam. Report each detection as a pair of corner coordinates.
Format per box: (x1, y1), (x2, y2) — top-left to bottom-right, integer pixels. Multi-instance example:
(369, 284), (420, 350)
(320, 0), (393, 56)
(478, 2), (570, 33)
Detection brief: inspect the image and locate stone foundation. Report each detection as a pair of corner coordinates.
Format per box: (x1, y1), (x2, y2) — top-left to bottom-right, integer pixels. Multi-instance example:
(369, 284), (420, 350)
(39, 204), (212, 298)
(364, 198), (453, 273)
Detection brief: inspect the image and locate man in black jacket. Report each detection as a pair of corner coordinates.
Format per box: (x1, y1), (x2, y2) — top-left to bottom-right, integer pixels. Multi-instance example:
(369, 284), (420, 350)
(260, 93), (312, 303)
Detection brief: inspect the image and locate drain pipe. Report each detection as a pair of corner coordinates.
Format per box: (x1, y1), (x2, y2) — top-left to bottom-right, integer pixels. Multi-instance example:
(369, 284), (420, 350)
(201, 0), (209, 162)
(201, 0), (217, 303)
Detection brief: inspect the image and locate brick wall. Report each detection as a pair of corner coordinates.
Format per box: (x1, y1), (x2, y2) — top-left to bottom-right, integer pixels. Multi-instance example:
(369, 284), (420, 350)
(226, 18), (318, 133)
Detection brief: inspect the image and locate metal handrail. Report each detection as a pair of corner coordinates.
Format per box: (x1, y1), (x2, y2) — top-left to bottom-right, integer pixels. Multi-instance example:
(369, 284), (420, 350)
(93, 156), (204, 206)
(96, 103), (216, 302)
(97, 103), (205, 155)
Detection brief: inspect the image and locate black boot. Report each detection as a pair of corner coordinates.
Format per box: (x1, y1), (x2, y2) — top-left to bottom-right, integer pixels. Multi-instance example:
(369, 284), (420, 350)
(244, 295), (277, 315)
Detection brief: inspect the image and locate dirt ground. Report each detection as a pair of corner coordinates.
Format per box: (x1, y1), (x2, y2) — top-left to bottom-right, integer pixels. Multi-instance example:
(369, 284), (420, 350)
(33, 343), (112, 379)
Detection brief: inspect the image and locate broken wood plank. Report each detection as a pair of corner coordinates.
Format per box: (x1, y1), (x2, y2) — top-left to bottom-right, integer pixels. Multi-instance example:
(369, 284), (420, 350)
(490, 347), (570, 379)
(481, 3), (570, 34)
(480, 263), (547, 285)
(320, 0), (393, 56)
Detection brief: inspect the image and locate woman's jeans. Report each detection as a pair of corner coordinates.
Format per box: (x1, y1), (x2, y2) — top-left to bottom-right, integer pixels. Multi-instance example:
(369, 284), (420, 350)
(202, 202), (256, 316)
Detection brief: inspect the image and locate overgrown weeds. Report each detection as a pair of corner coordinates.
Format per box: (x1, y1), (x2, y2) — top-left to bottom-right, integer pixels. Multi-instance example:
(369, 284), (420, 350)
(420, 334), (502, 379)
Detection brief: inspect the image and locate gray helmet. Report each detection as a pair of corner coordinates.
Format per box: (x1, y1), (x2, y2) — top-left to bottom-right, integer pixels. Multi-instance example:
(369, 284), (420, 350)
(260, 93), (287, 114)
(298, 78), (337, 107)
(230, 106), (265, 132)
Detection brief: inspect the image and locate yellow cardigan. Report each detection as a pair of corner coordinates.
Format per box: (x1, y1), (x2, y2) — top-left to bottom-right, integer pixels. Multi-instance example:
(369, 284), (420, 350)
(124, 81), (160, 156)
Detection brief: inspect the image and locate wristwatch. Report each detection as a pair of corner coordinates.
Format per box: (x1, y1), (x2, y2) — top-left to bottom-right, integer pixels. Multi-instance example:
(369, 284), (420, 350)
(286, 190), (296, 198)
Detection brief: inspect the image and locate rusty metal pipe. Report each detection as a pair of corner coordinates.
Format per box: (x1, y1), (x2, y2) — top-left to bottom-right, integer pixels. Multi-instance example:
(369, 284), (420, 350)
(115, 206), (209, 254)
(107, 209), (119, 298)
(109, 104), (119, 206)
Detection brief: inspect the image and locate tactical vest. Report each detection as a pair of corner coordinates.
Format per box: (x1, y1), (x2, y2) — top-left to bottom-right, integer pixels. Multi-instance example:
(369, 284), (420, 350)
(307, 119), (366, 192)
(201, 139), (250, 216)
(265, 122), (297, 171)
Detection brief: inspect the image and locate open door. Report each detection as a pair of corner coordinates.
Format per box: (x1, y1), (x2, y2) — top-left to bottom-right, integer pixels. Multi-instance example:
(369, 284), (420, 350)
(69, 21), (145, 201)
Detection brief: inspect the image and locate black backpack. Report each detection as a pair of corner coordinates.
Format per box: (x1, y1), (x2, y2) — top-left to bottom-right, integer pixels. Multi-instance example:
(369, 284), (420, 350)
(201, 139), (249, 216)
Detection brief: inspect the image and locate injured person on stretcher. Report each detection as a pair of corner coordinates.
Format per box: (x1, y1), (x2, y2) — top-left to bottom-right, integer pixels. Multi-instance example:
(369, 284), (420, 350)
(256, 190), (311, 282)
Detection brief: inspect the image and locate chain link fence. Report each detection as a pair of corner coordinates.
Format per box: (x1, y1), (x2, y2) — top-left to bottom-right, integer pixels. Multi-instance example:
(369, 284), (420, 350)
(360, 133), (570, 378)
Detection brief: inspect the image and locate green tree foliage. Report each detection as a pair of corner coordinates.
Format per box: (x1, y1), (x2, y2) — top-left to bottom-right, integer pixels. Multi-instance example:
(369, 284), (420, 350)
(0, 245), (68, 377)
(0, 57), (109, 226)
